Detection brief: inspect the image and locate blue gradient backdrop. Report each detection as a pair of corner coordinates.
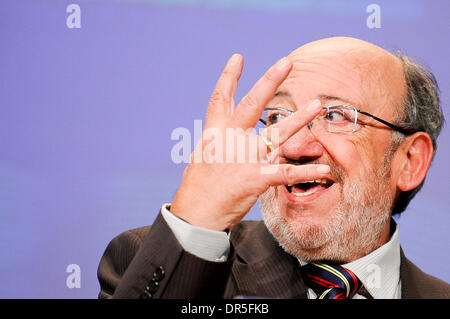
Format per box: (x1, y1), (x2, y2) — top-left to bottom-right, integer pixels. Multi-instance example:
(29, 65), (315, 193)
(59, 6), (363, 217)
(0, 0), (448, 298)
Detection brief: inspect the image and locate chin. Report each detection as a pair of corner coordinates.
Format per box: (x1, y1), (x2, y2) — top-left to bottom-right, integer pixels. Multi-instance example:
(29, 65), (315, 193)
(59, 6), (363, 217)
(263, 207), (342, 259)
(261, 187), (341, 255)
(260, 182), (392, 263)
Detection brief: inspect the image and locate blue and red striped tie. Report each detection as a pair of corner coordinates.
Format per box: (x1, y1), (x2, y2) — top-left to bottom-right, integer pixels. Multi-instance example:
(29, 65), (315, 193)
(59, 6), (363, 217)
(301, 262), (362, 299)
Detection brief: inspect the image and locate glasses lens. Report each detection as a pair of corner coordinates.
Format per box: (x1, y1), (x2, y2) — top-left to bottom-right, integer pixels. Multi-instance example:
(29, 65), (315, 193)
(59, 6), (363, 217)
(309, 106), (357, 134)
(260, 106), (357, 134)
(325, 106), (356, 133)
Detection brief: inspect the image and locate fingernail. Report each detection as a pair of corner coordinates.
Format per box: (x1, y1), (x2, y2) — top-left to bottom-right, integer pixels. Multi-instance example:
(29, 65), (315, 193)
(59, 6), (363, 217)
(306, 99), (321, 112)
(276, 57), (291, 71)
(317, 165), (330, 174)
(228, 53), (241, 66)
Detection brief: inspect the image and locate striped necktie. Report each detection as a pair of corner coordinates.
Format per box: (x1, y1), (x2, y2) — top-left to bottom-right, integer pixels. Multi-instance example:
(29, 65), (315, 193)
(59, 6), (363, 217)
(300, 262), (362, 299)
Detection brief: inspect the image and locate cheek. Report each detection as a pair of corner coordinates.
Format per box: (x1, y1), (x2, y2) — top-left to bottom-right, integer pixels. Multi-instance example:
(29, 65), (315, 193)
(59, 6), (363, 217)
(321, 131), (393, 183)
(356, 130), (393, 170)
(317, 135), (370, 179)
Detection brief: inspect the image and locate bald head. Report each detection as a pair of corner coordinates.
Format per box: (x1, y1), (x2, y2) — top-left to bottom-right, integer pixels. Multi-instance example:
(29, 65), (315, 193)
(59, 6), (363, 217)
(288, 37), (403, 73)
(289, 36), (394, 57)
(282, 37), (407, 122)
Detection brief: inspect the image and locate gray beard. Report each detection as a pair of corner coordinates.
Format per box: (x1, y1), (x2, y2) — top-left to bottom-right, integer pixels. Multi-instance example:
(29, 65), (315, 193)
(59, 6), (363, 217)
(260, 160), (393, 263)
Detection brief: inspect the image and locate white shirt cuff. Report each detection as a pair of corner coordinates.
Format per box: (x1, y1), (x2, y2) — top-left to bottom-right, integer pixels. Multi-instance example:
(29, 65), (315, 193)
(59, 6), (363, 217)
(160, 203), (230, 262)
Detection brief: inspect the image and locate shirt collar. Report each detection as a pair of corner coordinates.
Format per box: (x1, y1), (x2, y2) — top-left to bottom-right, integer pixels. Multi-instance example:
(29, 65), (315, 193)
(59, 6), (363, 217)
(343, 220), (401, 299)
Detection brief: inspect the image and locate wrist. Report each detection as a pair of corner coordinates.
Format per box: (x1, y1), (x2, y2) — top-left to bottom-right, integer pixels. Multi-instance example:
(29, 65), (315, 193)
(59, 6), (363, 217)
(170, 199), (231, 232)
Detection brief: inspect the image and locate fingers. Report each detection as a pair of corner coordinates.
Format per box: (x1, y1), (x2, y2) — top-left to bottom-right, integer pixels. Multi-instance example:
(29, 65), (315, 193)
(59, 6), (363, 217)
(232, 57), (292, 129)
(205, 54), (244, 129)
(260, 99), (322, 149)
(261, 164), (331, 186)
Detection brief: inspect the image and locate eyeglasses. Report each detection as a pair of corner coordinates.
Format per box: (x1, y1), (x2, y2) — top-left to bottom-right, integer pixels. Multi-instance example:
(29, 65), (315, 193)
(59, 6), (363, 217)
(259, 106), (414, 136)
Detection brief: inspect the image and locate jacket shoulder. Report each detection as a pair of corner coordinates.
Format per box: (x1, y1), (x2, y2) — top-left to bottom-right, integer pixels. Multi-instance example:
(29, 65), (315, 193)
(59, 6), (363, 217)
(124, 225), (151, 242)
(401, 251), (450, 299)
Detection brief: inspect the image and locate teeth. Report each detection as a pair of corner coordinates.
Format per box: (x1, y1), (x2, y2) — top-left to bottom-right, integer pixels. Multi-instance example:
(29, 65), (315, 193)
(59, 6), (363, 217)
(288, 179), (329, 186)
(292, 188), (319, 197)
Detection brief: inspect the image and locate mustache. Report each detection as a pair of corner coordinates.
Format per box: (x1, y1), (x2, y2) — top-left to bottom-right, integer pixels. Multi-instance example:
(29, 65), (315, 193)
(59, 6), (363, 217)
(284, 157), (346, 184)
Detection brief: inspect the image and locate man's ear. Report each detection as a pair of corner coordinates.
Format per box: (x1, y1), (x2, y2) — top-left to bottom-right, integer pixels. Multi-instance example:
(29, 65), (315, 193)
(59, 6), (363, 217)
(396, 132), (434, 192)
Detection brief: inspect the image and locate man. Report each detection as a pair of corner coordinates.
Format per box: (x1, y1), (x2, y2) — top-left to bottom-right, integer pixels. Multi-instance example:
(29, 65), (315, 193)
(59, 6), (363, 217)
(97, 37), (449, 299)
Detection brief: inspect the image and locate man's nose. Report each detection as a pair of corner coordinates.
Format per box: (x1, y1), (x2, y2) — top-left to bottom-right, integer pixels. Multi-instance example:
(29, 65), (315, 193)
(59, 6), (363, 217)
(280, 125), (325, 163)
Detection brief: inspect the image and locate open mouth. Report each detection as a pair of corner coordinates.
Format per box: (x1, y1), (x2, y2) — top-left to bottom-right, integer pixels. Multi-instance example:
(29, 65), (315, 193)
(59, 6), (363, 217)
(285, 179), (334, 197)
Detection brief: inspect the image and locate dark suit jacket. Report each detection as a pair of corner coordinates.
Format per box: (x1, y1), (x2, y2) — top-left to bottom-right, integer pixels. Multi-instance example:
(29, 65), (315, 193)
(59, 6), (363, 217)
(97, 212), (450, 299)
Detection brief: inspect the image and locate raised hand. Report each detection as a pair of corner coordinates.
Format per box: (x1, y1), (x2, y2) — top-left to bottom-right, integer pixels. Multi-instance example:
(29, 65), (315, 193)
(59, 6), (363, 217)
(170, 54), (330, 231)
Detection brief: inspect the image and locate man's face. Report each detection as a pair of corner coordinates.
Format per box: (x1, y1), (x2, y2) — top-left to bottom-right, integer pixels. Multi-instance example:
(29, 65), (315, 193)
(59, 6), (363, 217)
(260, 38), (406, 263)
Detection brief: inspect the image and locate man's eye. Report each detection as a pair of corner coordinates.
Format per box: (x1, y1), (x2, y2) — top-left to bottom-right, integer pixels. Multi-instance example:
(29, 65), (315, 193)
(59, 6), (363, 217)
(267, 112), (286, 125)
(325, 110), (348, 123)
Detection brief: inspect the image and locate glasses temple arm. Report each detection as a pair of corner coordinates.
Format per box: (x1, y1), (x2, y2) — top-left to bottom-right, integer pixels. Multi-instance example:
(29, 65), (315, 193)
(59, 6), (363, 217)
(356, 109), (413, 135)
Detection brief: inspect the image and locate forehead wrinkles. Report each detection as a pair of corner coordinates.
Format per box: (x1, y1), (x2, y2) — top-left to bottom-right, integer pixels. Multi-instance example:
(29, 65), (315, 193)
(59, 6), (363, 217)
(279, 54), (366, 107)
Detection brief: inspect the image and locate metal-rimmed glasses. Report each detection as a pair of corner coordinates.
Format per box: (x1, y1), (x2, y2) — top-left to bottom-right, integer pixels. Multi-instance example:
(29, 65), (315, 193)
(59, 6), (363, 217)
(259, 105), (414, 136)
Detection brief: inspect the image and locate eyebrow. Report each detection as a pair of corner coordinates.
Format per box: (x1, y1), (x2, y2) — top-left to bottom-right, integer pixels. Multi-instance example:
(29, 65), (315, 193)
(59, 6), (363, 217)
(274, 91), (290, 98)
(318, 94), (358, 107)
(274, 91), (359, 107)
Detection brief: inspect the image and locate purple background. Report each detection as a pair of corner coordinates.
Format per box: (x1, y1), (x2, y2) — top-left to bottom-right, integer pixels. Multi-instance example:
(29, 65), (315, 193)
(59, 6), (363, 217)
(0, 0), (448, 298)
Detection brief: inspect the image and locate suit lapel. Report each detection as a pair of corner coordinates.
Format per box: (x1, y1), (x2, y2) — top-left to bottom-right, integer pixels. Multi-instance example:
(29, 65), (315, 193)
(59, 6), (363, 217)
(231, 222), (308, 298)
(400, 248), (423, 299)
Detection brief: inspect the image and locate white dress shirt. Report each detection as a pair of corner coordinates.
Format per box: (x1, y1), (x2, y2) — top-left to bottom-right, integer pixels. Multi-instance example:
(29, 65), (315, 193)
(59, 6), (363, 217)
(160, 203), (401, 299)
